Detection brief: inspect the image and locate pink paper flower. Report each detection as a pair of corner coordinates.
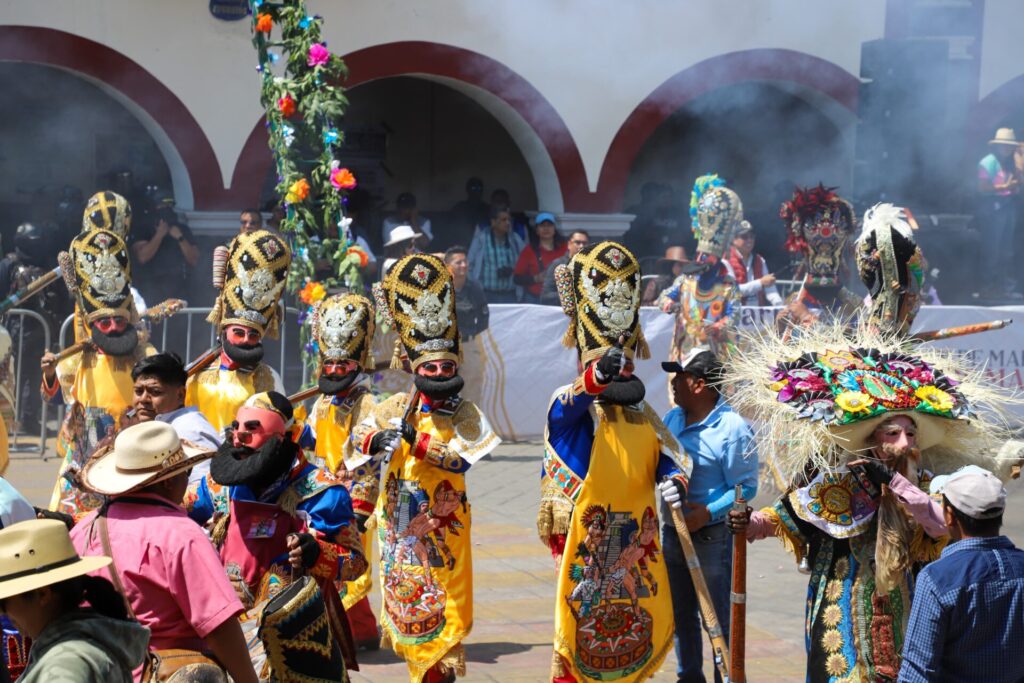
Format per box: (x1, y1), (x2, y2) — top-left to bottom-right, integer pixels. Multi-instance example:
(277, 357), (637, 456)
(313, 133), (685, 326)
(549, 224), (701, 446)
(307, 43), (330, 67)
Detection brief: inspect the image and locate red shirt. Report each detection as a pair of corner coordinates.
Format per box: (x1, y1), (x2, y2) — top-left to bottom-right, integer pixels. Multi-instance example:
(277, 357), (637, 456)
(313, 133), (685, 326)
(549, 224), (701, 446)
(514, 242), (568, 296)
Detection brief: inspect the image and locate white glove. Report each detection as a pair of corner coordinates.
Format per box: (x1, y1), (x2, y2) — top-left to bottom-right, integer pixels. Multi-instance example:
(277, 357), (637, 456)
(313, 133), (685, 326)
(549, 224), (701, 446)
(658, 479), (683, 509)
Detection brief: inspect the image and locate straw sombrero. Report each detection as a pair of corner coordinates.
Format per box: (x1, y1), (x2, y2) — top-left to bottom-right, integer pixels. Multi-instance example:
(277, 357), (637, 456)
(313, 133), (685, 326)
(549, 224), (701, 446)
(0, 519), (111, 600)
(81, 421), (214, 497)
(989, 128), (1020, 146)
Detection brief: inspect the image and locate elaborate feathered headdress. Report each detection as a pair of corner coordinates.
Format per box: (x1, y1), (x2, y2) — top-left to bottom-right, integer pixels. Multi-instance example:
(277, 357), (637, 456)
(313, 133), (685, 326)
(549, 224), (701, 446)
(856, 203), (924, 337)
(689, 174), (743, 262)
(780, 184), (856, 286)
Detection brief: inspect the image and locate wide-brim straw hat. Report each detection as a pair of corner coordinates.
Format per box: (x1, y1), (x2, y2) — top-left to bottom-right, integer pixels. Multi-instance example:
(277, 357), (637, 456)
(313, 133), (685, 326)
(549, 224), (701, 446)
(0, 519), (111, 600)
(832, 410), (950, 455)
(989, 127), (1020, 146)
(81, 421), (214, 497)
(384, 224), (423, 247)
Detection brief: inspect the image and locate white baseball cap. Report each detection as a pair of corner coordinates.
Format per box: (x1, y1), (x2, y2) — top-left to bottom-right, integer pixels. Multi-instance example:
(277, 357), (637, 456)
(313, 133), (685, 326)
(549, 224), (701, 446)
(937, 465), (1007, 520)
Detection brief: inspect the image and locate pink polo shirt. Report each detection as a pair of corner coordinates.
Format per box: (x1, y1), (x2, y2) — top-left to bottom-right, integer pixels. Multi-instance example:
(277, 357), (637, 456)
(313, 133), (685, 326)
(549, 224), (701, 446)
(71, 493), (244, 651)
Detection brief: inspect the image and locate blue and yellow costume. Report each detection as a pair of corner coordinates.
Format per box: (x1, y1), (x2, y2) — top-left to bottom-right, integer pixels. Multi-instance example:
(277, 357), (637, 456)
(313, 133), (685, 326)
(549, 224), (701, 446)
(540, 241), (691, 683)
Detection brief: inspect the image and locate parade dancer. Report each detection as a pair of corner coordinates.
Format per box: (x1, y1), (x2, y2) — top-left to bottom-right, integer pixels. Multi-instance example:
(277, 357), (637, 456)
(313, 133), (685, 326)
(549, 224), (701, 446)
(657, 174), (742, 361)
(776, 184), (859, 332)
(539, 241), (692, 683)
(187, 391), (366, 680)
(724, 323), (1015, 682)
(855, 203), (925, 338)
(297, 293), (383, 650)
(186, 229), (287, 432)
(355, 254), (500, 683)
(43, 199), (156, 515)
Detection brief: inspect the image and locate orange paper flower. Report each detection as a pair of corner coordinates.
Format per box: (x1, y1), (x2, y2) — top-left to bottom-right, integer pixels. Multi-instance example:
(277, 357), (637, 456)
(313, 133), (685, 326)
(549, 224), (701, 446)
(285, 178), (310, 203)
(346, 245), (369, 268)
(255, 13), (273, 33)
(331, 167), (357, 191)
(299, 280), (326, 305)
(278, 95), (296, 118)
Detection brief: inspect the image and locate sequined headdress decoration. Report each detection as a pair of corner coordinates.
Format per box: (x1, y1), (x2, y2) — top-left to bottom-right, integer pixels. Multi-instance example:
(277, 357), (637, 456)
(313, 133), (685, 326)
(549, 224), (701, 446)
(780, 184), (856, 286)
(310, 293), (375, 372)
(689, 174), (743, 261)
(206, 229), (291, 338)
(82, 191), (132, 238)
(373, 254), (459, 370)
(68, 228), (137, 327)
(554, 241), (650, 366)
(856, 203), (924, 337)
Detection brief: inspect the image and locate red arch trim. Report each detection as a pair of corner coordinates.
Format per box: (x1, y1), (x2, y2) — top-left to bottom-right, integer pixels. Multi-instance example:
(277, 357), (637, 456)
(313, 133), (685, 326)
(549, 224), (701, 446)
(590, 49), (860, 212)
(232, 41), (590, 212)
(0, 26), (223, 208)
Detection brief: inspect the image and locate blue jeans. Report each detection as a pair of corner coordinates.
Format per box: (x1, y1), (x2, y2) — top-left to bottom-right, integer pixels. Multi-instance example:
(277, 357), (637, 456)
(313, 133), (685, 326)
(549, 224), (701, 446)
(662, 522), (733, 683)
(978, 197), (1016, 289)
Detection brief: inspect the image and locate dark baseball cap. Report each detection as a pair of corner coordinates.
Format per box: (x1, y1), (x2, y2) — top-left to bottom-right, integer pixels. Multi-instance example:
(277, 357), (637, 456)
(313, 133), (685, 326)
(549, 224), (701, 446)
(662, 347), (722, 381)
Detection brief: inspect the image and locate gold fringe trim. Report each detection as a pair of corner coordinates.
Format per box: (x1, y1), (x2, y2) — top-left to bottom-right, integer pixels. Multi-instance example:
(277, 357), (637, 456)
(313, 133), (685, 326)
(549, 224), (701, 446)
(762, 507), (806, 565)
(635, 329), (651, 360)
(550, 651), (566, 679)
(561, 317), (576, 349)
(210, 512), (230, 548)
(536, 497), (573, 543)
(910, 525), (948, 563)
(390, 338), (404, 370)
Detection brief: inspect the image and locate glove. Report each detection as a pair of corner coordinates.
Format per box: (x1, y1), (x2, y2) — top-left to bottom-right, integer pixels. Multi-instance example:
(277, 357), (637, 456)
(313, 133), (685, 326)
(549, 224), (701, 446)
(399, 420), (417, 445)
(594, 346), (625, 382)
(726, 506), (753, 535)
(658, 478), (686, 510)
(290, 532), (321, 569)
(354, 513), (370, 534)
(369, 429), (401, 455)
(35, 508), (74, 531)
(851, 459), (893, 492)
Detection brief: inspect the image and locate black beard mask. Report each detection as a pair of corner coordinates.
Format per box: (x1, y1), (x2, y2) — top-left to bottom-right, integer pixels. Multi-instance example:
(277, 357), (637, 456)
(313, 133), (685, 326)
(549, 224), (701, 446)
(598, 375), (646, 406)
(210, 437), (298, 490)
(414, 373), (465, 400)
(222, 338), (265, 367)
(90, 325), (139, 357)
(318, 370), (360, 396)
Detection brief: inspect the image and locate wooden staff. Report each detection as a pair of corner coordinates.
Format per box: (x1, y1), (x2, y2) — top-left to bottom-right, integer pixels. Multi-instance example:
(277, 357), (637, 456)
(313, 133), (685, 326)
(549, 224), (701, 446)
(382, 385), (420, 470)
(912, 318), (1012, 343)
(0, 266), (60, 315)
(730, 485), (747, 683)
(669, 508), (731, 682)
(53, 340), (93, 363)
(287, 385), (319, 405)
(185, 344), (221, 377)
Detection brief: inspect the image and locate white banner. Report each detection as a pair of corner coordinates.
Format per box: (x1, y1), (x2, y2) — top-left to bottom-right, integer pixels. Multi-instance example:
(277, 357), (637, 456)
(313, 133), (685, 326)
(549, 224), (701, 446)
(461, 304), (1024, 441)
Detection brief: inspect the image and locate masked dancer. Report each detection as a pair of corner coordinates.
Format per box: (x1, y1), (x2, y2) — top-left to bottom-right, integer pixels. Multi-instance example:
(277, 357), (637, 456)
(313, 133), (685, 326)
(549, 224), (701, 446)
(540, 241), (691, 683)
(355, 254), (500, 683)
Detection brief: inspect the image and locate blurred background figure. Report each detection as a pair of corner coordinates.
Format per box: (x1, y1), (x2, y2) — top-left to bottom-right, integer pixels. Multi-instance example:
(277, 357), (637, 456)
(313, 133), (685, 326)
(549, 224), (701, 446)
(468, 204), (525, 303)
(723, 221), (783, 306)
(513, 212), (566, 304)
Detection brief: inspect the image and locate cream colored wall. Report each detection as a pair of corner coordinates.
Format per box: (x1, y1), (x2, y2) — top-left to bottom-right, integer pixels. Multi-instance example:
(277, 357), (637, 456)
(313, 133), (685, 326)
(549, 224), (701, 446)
(979, 0), (1024, 100)
(2, 0), (888, 198)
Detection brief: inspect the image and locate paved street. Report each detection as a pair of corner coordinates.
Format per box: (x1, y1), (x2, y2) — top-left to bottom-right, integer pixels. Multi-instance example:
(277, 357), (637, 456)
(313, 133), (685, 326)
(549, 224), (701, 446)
(7, 438), (1024, 682)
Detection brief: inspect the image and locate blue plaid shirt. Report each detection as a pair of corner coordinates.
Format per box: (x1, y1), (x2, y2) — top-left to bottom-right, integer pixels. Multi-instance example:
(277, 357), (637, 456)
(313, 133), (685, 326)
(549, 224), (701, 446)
(899, 535), (1024, 683)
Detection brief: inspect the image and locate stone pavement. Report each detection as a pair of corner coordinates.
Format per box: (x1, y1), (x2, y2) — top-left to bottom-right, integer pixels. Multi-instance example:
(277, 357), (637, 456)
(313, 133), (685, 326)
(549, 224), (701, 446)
(7, 438), (1024, 682)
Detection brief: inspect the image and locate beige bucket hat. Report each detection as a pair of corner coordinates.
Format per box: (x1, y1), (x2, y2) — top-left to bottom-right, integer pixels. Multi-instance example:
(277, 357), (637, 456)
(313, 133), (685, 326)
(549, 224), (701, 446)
(81, 421), (214, 497)
(989, 127), (1020, 146)
(0, 519), (111, 600)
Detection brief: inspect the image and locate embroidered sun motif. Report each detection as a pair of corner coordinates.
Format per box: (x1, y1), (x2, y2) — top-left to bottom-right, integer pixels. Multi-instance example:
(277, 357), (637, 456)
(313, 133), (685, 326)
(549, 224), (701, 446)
(821, 628), (844, 652)
(825, 652), (849, 677)
(822, 604), (842, 627)
(806, 476), (855, 526)
(825, 579), (843, 601)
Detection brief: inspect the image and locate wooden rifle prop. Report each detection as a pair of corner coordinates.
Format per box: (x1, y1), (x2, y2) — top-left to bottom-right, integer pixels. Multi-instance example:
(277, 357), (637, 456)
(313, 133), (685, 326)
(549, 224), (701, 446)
(669, 507), (731, 682)
(729, 485), (747, 683)
(185, 344), (222, 377)
(911, 318), (1011, 343)
(0, 266), (61, 315)
(288, 385), (319, 405)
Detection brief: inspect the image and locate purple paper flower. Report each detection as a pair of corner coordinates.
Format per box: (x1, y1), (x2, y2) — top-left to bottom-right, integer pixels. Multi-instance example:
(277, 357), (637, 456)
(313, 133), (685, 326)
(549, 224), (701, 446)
(308, 43), (330, 67)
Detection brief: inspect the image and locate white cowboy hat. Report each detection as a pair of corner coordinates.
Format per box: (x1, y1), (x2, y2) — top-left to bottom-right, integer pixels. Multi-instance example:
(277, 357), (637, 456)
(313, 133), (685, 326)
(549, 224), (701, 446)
(832, 410), (952, 454)
(384, 224), (423, 247)
(0, 519), (111, 600)
(81, 421), (214, 497)
(989, 128), (1020, 146)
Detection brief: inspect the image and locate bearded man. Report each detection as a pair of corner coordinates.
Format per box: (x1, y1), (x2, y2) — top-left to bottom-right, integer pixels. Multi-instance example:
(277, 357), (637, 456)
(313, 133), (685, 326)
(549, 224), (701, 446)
(186, 391), (366, 679)
(43, 218), (155, 516)
(539, 241), (691, 683)
(723, 328), (1013, 682)
(185, 229), (287, 433)
(355, 254), (500, 683)
(297, 293), (382, 650)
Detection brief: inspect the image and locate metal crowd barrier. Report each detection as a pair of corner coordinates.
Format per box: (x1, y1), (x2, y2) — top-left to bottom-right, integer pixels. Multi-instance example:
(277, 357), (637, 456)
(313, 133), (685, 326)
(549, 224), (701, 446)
(4, 309), (52, 456)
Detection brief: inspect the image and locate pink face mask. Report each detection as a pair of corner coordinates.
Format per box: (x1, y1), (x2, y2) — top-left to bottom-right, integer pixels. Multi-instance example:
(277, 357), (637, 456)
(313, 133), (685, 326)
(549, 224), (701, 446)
(232, 406), (286, 449)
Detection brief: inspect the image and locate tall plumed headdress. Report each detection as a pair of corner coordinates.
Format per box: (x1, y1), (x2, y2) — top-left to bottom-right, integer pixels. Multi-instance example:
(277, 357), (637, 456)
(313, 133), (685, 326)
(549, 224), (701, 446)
(206, 230), (291, 338)
(373, 254), (459, 370)
(310, 293), (375, 372)
(554, 241), (650, 366)
(780, 184), (856, 286)
(689, 174), (743, 263)
(856, 203), (924, 337)
(726, 321), (1018, 488)
(82, 191), (132, 238)
(62, 228), (138, 342)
